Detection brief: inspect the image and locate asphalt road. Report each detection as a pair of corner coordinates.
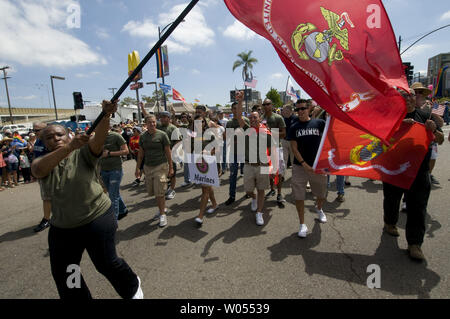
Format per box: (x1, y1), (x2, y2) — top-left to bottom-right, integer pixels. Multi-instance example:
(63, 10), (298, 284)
(1, 128), (449, 299)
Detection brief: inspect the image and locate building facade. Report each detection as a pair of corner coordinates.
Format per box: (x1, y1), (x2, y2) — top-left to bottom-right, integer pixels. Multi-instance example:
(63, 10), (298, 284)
(427, 53), (450, 97)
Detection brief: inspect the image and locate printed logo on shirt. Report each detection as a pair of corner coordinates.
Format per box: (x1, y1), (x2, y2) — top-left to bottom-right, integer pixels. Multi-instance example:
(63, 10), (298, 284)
(296, 128), (320, 137)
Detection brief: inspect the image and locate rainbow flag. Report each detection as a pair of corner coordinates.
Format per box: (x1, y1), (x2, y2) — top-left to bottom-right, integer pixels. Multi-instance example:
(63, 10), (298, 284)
(434, 66), (449, 98)
(156, 45), (169, 78)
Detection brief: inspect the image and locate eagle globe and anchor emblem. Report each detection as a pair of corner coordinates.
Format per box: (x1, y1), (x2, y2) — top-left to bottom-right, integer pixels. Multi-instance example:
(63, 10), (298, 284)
(291, 7), (355, 66)
(196, 157), (209, 174)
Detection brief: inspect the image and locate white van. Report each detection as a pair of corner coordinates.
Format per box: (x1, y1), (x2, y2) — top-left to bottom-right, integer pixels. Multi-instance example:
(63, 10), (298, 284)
(0, 124), (30, 136)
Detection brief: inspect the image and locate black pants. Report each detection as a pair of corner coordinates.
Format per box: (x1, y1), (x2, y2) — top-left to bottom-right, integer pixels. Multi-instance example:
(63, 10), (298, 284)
(383, 171), (431, 246)
(48, 207), (138, 299)
(21, 167), (31, 182)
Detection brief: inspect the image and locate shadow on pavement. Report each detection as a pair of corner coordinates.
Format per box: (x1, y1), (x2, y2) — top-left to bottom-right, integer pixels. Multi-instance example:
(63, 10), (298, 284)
(396, 211), (442, 239)
(158, 218), (209, 243)
(0, 226), (37, 243)
(267, 222), (440, 298)
(353, 179), (383, 193)
(200, 208), (274, 258)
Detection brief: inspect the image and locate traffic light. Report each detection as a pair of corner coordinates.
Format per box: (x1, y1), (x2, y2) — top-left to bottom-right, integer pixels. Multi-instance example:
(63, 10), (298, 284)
(403, 62), (414, 85)
(73, 92), (84, 109)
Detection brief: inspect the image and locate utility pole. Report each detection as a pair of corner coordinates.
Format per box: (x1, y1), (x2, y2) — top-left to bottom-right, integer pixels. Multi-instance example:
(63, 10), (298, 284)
(50, 75), (65, 120)
(0, 66), (13, 124)
(109, 88), (117, 96)
(398, 35), (402, 53)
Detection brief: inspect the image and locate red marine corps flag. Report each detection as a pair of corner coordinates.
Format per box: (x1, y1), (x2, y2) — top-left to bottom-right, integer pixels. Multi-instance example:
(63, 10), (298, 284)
(314, 117), (434, 189)
(224, 0), (408, 142)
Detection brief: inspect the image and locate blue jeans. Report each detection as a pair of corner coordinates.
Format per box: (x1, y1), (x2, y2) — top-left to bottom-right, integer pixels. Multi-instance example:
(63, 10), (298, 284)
(100, 169), (127, 219)
(229, 162), (244, 198)
(336, 175), (345, 195)
(184, 163), (190, 183)
(222, 143), (228, 171)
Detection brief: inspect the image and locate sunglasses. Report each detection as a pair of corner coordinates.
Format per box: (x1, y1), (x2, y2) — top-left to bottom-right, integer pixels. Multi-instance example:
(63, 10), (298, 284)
(296, 107), (309, 111)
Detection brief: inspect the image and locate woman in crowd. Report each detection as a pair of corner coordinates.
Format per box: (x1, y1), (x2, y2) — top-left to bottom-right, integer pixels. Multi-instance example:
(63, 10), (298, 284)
(192, 115), (218, 226)
(31, 100), (143, 299)
(1, 138), (19, 187)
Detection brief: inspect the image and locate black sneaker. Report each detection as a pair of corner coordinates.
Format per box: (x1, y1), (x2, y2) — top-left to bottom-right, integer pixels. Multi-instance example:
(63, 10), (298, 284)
(224, 197), (235, 206)
(276, 194), (285, 203)
(430, 175), (440, 185)
(34, 218), (50, 232)
(265, 190), (276, 198)
(118, 210), (129, 221)
(131, 179), (141, 187)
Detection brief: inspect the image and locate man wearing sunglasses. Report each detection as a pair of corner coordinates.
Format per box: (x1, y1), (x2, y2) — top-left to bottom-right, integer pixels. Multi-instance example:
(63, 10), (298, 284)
(261, 99), (287, 207)
(287, 99), (327, 238)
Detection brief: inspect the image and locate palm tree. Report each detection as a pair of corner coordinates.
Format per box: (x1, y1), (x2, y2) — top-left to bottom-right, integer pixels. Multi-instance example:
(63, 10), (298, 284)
(232, 51), (258, 112)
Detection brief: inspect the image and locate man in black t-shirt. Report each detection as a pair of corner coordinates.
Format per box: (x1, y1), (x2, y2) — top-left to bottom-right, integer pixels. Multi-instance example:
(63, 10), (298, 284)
(383, 88), (444, 261)
(287, 100), (328, 238)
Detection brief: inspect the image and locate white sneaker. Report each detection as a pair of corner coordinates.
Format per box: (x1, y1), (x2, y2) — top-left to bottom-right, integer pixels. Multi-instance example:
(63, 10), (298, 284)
(132, 276), (144, 299)
(195, 217), (203, 225)
(316, 208), (327, 223)
(165, 189), (175, 200)
(251, 199), (258, 212)
(206, 207), (217, 214)
(181, 181), (191, 187)
(256, 212), (264, 226)
(152, 208), (168, 221)
(159, 214), (167, 227)
(298, 224), (308, 238)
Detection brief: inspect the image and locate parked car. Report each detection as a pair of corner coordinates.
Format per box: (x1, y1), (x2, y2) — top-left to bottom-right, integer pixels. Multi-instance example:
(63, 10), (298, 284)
(1, 124), (30, 136)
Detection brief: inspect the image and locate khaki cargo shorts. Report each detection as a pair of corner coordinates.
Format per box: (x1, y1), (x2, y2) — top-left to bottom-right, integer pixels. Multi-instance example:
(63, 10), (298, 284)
(243, 164), (270, 193)
(144, 163), (169, 197)
(291, 164), (327, 201)
(38, 179), (51, 201)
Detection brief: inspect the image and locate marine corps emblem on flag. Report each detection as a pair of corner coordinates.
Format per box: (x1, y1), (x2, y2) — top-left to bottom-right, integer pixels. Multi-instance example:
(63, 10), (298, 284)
(291, 7), (355, 66)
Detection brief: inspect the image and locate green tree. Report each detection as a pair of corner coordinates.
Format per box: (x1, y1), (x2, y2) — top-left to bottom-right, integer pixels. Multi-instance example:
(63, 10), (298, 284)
(232, 50), (258, 82)
(266, 87), (283, 109)
(120, 96), (138, 106)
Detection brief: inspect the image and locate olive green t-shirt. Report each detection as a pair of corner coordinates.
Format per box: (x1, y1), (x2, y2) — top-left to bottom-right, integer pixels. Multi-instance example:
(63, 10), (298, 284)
(226, 117), (249, 162)
(262, 113), (286, 130)
(99, 132), (126, 171)
(157, 123), (180, 148)
(42, 145), (111, 229)
(139, 129), (170, 167)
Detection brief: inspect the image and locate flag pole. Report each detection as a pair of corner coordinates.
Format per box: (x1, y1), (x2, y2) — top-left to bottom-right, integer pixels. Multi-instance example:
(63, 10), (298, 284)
(87, 0), (199, 135)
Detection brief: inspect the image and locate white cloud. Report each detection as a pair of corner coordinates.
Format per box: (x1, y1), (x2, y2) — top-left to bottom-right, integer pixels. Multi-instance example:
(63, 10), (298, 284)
(17, 95), (38, 100)
(122, 3), (215, 54)
(96, 28), (110, 39)
(192, 69), (200, 75)
(223, 20), (259, 41)
(75, 71), (101, 78)
(0, 0), (106, 67)
(440, 10), (450, 21)
(270, 73), (283, 79)
(122, 19), (158, 38)
(401, 44), (432, 59)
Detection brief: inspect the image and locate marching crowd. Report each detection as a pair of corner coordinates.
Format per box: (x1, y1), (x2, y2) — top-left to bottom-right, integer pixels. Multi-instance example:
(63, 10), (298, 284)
(0, 81), (447, 299)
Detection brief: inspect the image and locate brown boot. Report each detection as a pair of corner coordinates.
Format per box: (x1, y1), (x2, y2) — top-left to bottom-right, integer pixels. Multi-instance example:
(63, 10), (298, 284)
(384, 224), (400, 237)
(408, 245), (426, 261)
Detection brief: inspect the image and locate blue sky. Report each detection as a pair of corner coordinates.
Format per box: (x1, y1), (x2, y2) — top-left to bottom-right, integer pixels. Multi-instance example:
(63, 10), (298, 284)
(0, 0), (449, 109)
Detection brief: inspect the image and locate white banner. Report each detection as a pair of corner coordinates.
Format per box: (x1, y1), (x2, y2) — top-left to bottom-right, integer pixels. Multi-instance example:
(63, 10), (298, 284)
(187, 154), (220, 187)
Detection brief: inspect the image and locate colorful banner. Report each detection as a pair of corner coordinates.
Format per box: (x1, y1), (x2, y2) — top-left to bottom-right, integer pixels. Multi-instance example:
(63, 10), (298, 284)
(224, 0), (408, 142)
(314, 117), (434, 189)
(433, 66), (449, 98)
(188, 154), (220, 187)
(156, 45), (170, 78)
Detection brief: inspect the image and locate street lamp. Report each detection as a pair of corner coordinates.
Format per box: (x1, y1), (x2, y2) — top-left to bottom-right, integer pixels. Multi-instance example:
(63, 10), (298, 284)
(0, 66), (13, 124)
(146, 81), (159, 114)
(108, 88), (117, 96)
(50, 75), (65, 120)
(158, 19), (185, 111)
